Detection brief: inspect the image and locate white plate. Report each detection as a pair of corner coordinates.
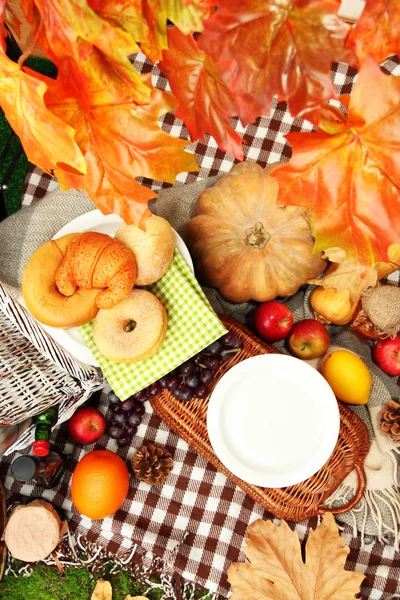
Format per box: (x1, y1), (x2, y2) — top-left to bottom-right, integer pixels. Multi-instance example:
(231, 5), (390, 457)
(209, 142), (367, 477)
(38, 210), (194, 367)
(207, 354), (339, 488)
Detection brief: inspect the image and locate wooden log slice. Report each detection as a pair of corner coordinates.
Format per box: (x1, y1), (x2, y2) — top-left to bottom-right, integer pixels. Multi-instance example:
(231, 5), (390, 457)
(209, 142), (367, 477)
(4, 499), (66, 562)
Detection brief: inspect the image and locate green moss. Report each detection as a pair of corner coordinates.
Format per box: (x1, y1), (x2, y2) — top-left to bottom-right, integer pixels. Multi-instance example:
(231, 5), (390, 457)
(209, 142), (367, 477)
(0, 563), (221, 599)
(0, 565), (165, 600)
(24, 56), (57, 79)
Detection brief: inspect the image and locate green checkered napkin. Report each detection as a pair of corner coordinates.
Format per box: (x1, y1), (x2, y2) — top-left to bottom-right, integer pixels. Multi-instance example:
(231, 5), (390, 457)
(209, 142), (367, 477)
(79, 248), (227, 400)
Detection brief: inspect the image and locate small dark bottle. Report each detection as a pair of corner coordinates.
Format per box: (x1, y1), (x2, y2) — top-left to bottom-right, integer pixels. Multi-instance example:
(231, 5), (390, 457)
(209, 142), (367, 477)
(32, 406), (59, 457)
(11, 450), (68, 489)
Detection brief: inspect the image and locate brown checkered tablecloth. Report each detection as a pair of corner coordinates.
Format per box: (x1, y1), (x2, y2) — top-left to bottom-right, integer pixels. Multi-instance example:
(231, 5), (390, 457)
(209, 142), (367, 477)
(4, 52), (400, 599)
(2, 387), (400, 599)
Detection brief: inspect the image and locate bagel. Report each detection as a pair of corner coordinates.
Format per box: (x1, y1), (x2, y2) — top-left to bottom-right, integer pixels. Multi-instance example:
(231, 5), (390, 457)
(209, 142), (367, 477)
(114, 215), (174, 286)
(93, 289), (168, 363)
(22, 234), (100, 328)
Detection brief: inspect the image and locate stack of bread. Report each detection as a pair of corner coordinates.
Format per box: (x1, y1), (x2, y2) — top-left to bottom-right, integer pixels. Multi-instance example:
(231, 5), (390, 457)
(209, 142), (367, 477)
(22, 215), (174, 364)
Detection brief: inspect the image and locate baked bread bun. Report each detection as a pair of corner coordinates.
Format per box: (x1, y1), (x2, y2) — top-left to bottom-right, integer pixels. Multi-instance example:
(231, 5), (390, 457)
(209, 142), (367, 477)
(93, 289), (168, 363)
(22, 233), (100, 328)
(55, 231), (137, 309)
(115, 215), (174, 286)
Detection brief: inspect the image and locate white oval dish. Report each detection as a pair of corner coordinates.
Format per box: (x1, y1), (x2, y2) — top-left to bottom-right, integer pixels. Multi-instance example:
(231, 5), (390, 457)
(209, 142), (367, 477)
(36, 210), (193, 367)
(207, 354), (339, 488)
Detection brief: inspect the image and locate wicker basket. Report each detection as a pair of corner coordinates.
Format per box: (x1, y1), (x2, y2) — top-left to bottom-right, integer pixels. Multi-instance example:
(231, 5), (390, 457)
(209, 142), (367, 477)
(0, 282), (104, 454)
(151, 315), (370, 522)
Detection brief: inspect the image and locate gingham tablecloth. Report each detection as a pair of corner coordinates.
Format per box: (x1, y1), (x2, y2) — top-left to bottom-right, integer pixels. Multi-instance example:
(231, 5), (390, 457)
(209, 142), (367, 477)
(7, 52), (400, 599)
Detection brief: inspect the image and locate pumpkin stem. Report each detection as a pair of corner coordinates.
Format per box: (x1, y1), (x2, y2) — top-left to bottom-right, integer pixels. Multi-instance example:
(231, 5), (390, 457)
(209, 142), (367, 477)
(245, 222), (271, 249)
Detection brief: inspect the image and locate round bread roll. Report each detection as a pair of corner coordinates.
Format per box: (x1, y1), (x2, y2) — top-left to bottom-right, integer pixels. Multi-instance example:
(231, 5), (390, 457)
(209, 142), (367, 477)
(115, 215), (174, 285)
(93, 289), (168, 363)
(22, 233), (100, 328)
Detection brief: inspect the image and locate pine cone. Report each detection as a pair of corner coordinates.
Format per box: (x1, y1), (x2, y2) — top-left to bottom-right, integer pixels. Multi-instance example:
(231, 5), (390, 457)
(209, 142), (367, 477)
(132, 443), (174, 485)
(380, 399), (400, 444)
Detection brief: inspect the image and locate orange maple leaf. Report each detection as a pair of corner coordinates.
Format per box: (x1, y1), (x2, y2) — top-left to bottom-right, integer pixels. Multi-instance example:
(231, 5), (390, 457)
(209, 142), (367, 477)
(0, 31), (85, 176)
(88, 0), (214, 63)
(141, 0), (214, 62)
(46, 57), (198, 225)
(159, 27), (246, 160)
(271, 55), (400, 267)
(198, 0), (355, 125)
(20, 0), (150, 104)
(347, 0), (400, 64)
(87, 0), (143, 42)
(0, 1), (21, 51)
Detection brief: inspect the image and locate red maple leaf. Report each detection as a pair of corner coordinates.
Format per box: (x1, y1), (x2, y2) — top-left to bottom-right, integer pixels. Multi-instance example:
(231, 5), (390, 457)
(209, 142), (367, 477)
(159, 27), (246, 160)
(270, 56), (400, 266)
(346, 0), (400, 64)
(198, 0), (355, 125)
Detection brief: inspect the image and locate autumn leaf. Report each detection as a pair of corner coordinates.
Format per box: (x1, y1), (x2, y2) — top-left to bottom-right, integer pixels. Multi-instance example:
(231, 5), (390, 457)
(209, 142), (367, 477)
(87, 0), (143, 42)
(228, 512), (364, 600)
(88, 0), (214, 63)
(141, 0), (214, 63)
(91, 580), (147, 600)
(0, 1), (21, 50)
(308, 247), (378, 306)
(271, 55), (400, 267)
(0, 50), (86, 175)
(46, 59), (198, 224)
(91, 580), (112, 600)
(20, 0), (149, 104)
(0, 1), (7, 50)
(198, 0), (355, 125)
(347, 0), (400, 64)
(159, 27), (246, 160)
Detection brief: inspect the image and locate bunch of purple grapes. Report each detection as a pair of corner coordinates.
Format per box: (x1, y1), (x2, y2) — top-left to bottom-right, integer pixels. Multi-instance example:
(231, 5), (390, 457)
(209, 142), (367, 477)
(106, 382), (162, 447)
(155, 331), (244, 402)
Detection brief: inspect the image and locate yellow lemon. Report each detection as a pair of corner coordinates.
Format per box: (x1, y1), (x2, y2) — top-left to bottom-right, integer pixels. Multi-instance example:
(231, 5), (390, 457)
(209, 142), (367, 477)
(322, 349), (372, 405)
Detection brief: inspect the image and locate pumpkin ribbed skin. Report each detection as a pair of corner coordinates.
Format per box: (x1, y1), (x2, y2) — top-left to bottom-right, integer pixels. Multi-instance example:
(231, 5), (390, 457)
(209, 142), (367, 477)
(185, 162), (327, 303)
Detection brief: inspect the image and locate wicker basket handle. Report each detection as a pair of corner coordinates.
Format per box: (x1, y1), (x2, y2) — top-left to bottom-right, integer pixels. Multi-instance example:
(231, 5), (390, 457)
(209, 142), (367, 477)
(317, 463), (366, 515)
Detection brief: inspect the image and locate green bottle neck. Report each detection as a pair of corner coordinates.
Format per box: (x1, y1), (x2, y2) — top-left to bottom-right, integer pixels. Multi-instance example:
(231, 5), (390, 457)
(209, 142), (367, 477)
(35, 423), (52, 441)
(34, 406), (58, 427)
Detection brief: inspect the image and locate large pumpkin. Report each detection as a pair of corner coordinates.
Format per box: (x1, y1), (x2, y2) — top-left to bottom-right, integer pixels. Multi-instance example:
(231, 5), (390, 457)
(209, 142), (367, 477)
(185, 162), (327, 303)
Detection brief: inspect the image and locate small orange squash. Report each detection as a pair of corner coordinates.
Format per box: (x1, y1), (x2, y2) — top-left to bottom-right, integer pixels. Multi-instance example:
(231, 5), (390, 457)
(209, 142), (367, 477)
(185, 162), (327, 303)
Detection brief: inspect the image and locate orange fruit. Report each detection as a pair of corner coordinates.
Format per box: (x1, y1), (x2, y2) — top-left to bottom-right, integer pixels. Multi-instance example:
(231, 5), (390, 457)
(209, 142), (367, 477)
(71, 450), (129, 520)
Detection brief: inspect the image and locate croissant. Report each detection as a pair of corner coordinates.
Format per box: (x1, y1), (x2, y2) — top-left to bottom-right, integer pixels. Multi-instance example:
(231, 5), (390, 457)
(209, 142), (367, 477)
(55, 232), (137, 309)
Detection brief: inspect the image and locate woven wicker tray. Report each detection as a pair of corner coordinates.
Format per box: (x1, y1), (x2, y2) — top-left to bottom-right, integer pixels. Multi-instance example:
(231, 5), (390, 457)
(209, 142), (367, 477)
(151, 315), (370, 522)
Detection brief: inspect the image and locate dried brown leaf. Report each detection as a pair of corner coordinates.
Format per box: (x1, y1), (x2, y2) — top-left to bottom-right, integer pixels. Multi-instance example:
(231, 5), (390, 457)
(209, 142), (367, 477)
(308, 247), (378, 303)
(91, 580), (112, 600)
(228, 512), (364, 600)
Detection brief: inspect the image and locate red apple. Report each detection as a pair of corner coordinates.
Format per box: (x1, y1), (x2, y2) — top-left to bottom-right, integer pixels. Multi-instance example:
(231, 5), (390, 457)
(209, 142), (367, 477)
(254, 301), (294, 343)
(288, 319), (330, 360)
(67, 406), (106, 444)
(373, 336), (400, 376)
